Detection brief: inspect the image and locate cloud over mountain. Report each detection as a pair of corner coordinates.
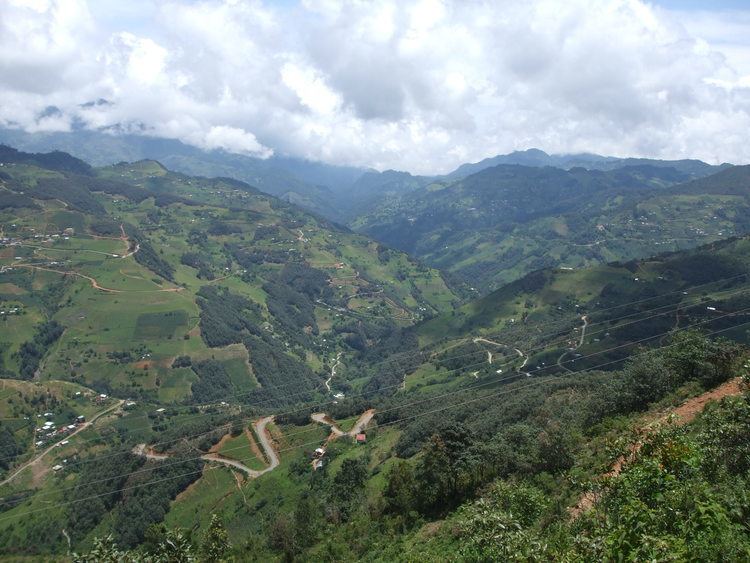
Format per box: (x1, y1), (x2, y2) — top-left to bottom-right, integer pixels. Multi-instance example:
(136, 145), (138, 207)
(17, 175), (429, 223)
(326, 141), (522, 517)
(1, 0), (749, 173)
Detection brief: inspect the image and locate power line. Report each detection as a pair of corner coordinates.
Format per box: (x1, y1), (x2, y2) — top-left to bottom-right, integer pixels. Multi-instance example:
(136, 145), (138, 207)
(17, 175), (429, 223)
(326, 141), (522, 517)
(4, 315), (749, 523)
(3, 279), (748, 471)
(7, 309), (750, 502)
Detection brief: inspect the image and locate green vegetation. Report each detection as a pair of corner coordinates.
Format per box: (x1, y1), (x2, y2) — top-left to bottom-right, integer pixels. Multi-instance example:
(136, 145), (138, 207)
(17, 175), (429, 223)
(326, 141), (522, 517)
(354, 163), (750, 291)
(4, 145), (750, 560)
(135, 311), (187, 338)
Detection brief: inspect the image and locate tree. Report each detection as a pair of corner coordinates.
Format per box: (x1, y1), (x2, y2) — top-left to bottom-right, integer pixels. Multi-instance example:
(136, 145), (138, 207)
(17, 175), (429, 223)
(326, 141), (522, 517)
(613, 352), (676, 413)
(664, 330), (741, 387)
(293, 493), (319, 551)
(536, 424), (575, 473)
(73, 535), (127, 563)
(200, 515), (231, 562)
(152, 529), (194, 562)
(328, 458), (369, 522)
(414, 423), (478, 516)
(383, 460), (419, 530)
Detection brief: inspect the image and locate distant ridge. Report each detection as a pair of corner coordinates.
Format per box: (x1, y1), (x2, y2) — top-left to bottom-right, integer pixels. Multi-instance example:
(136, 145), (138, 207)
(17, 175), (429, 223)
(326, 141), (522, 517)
(445, 148), (730, 180)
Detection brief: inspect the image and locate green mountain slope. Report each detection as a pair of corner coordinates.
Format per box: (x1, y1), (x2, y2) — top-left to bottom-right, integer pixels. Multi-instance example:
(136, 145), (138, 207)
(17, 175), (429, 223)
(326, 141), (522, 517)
(353, 163), (750, 291)
(11, 234), (749, 560)
(0, 130), (367, 222)
(0, 147), (458, 406)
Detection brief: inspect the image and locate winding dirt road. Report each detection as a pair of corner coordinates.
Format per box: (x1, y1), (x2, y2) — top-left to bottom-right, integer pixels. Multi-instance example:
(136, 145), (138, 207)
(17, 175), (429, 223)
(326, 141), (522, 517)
(16, 264), (183, 293)
(471, 337), (529, 375)
(350, 409), (376, 435)
(473, 337), (503, 364)
(557, 315), (588, 373)
(134, 416), (278, 478)
(515, 348), (530, 376)
(311, 413), (344, 438)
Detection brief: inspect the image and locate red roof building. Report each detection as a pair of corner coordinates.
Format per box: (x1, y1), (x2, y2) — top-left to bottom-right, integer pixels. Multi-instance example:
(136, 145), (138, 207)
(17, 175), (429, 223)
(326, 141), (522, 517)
(355, 433), (366, 444)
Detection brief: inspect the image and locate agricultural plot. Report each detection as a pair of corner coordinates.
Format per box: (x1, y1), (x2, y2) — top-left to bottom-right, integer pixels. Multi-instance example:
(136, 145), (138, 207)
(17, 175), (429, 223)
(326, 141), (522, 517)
(135, 311), (189, 338)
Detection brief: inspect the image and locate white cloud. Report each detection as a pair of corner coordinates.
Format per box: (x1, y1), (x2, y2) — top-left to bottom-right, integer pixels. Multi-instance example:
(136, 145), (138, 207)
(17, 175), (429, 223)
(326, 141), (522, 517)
(196, 125), (272, 158)
(0, 0), (749, 173)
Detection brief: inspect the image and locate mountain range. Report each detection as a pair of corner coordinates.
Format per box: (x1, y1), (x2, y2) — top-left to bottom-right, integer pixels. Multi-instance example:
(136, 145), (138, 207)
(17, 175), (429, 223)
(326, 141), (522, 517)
(2, 142), (750, 560)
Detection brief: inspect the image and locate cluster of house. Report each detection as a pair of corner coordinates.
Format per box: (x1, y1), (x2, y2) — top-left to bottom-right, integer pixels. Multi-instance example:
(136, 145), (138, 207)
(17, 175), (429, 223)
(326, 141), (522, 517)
(34, 412), (86, 448)
(0, 228), (75, 248)
(0, 306), (21, 316)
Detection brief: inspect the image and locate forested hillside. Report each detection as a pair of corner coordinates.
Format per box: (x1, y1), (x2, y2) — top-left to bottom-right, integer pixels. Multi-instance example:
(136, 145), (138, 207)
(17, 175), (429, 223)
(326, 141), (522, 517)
(353, 162), (750, 291)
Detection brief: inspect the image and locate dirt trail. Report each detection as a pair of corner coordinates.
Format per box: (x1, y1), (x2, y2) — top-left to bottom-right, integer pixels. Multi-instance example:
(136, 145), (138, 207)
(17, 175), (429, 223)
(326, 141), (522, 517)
(471, 338), (528, 374)
(118, 224), (140, 258)
(557, 315), (588, 373)
(349, 409), (376, 435)
(472, 337), (504, 365)
(325, 353), (342, 393)
(569, 377), (743, 518)
(206, 272), (234, 284)
(0, 400), (124, 487)
(252, 416), (279, 472)
(16, 264), (183, 293)
(515, 348), (530, 376)
(120, 242), (140, 259)
(310, 409), (376, 445)
(472, 337), (505, 348)
(311, 413), (344, 438)
(578, 315), (589, 347)
(132, 443), (170, 460)
(233, 470), (249, 505)
(18, 243), (119, 258)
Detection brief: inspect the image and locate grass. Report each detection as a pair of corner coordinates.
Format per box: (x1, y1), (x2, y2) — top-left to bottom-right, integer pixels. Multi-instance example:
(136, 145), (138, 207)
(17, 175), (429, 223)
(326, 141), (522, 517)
(135, 310), (189, 338)
(158, 367), (197, 403)
(216, 430), (267, 471)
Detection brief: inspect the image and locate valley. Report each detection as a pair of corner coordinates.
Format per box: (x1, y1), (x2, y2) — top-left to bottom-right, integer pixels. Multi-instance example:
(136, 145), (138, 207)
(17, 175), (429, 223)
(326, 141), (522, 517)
(1, 145), (749, 560)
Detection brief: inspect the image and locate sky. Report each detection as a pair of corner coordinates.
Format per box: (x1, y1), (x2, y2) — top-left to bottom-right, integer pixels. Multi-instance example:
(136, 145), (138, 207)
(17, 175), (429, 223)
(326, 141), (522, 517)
(1, 0), (749, 174)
